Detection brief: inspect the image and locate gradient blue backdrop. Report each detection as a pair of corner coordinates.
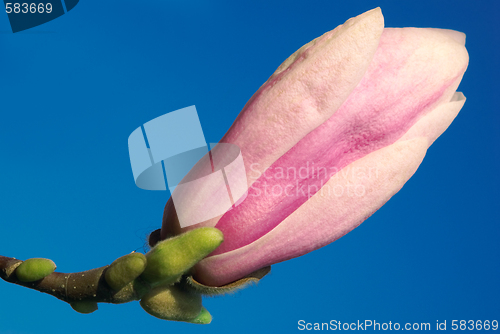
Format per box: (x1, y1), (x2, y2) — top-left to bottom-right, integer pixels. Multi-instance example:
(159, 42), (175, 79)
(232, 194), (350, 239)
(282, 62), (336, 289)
(1, 1), (498, 333)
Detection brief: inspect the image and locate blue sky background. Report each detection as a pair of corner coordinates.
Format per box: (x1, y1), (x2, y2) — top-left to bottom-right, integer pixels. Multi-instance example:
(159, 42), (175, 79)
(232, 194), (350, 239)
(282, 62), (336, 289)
(0, 0), (498, 333)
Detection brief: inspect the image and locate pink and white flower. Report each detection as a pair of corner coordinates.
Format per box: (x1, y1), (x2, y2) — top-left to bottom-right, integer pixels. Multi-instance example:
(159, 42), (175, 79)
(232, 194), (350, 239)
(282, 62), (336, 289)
(161, 8), (469, 287)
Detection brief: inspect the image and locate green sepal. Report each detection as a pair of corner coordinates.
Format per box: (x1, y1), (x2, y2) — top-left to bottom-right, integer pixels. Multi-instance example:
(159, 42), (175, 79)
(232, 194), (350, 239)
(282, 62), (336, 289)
(15, 258), (56, 282)
(141, 227), (223, 287)
(70, 301), (98, 314)
(184, 266), (271, 296)
(140, 285), (202, 322)
(105, 252), (147, 291)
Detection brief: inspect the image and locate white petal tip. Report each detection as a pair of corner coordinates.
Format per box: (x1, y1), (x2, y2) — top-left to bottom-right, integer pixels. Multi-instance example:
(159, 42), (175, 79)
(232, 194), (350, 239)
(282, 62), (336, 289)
(431, 28), (466, 45)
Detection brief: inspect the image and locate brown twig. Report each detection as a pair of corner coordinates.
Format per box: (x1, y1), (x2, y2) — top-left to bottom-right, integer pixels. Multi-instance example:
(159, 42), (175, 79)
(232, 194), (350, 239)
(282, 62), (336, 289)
(0, 255), (145, 305)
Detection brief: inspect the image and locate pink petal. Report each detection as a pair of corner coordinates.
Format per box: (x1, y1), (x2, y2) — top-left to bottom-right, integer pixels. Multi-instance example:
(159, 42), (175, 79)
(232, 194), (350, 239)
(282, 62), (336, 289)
(213, 27), (468, 255)
(196, 92), (466, 286)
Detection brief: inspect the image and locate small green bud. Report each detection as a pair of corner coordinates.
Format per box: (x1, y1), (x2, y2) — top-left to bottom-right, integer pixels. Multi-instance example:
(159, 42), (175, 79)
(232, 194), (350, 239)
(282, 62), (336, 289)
(140, 285), (202, 322)
(15, 258), (56, 282)
(187, 307), (212, 324)
(141, 227), (223, 287)
(70, 301), (98, 314)
(105, 252), (147, 291)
